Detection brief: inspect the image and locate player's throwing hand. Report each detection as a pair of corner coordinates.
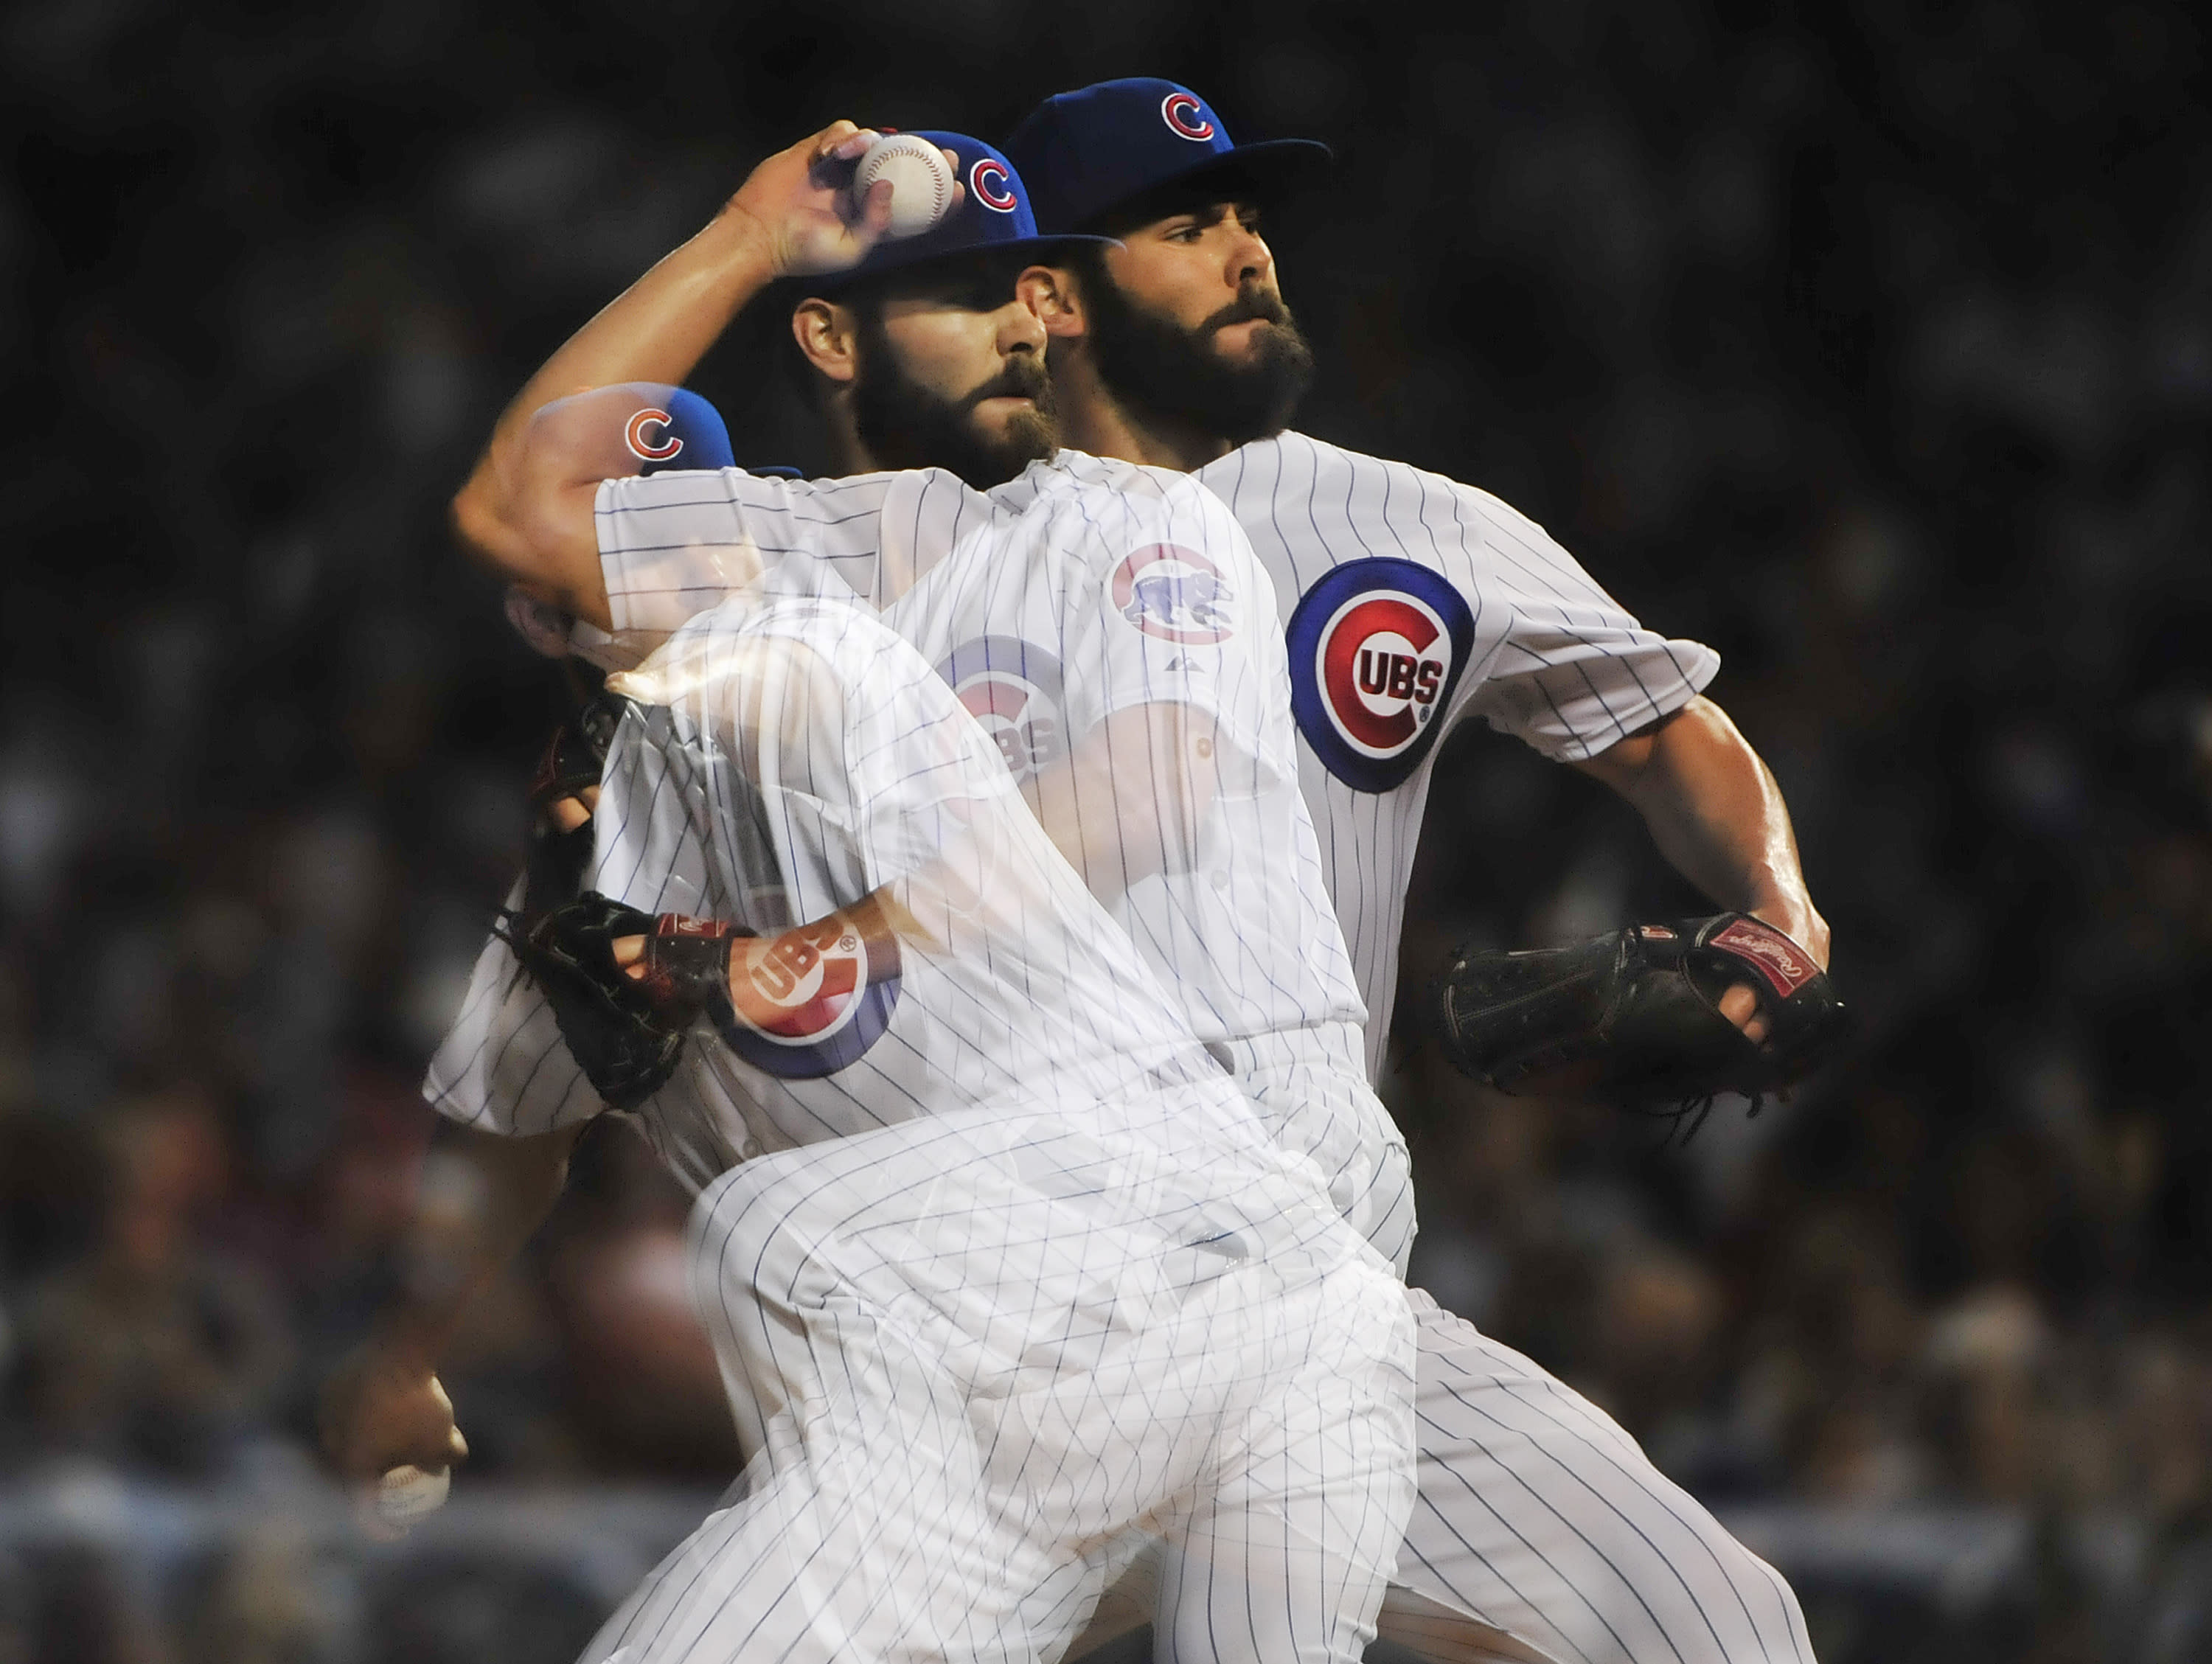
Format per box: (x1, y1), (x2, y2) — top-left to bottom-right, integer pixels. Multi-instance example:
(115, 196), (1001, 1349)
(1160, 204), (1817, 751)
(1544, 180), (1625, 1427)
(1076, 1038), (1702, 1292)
(722, 121), (962, 279)
(319, 1341), (470, 1486)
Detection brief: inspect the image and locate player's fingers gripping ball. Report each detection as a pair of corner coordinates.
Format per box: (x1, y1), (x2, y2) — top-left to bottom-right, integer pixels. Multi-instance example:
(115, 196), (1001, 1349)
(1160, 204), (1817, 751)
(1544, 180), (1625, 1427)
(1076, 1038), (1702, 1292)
(358, 1463), (451, 1542)
(1429, 912), (1847, 1136)
(852, 133), (959, 239)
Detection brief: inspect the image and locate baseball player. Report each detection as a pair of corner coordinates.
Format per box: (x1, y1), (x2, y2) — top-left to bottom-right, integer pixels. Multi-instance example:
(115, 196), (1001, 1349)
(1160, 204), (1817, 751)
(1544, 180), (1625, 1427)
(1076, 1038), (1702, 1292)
(330, 540), (1418, 1663)
(438, 113), (1808, 1661)
(997, 78), (1825, 1664)
(453, 127), (1420, 1273)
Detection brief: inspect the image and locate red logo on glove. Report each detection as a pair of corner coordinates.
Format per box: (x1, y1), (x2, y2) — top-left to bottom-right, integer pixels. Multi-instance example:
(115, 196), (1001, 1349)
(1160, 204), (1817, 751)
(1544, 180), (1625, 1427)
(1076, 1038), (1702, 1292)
(1711, 919), (1816, 998)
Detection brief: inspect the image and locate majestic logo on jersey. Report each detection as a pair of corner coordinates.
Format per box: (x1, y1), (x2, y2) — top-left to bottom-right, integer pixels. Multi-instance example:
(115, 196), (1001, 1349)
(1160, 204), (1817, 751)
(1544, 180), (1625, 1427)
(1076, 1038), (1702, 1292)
(713, 911), (902, 1079)
(624, 408), (682, 462)
(1161, 92), (1216, 142)
(969, 158), (1018, 212)
(936, 636), (1066, 782)
(1286, 558), (1475, 793)
(1112, 544), (1235, 645)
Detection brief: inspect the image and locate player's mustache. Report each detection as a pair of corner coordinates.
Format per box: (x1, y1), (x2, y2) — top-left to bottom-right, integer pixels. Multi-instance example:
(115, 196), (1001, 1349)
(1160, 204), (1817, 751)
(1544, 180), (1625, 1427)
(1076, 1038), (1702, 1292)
(959, 354), (1052, 411)
(1200, 290), (1293, 335)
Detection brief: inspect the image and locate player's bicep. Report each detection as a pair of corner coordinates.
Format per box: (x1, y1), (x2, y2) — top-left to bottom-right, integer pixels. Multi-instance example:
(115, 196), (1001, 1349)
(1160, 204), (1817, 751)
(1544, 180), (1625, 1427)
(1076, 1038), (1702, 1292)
(456, 389), (678, 630)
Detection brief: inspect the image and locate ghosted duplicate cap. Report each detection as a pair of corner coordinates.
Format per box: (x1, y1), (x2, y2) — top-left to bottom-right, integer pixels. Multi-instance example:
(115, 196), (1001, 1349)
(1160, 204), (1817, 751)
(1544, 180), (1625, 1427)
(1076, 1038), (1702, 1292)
(1004, 78), (1332, 235)
(622, 386), (736, 476)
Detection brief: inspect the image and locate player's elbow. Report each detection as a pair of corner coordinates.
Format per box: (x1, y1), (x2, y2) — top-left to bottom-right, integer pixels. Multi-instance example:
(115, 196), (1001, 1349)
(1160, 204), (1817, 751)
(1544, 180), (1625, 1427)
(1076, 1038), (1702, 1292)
(450, 471), (609, 630)
(448, 472), (507, 574)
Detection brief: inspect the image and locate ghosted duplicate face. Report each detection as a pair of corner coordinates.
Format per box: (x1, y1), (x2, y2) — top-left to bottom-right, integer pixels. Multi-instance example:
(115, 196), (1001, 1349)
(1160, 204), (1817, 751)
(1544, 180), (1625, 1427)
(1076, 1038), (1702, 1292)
(852, 258), (1060, 489)
(1083, 199), (1314, 445)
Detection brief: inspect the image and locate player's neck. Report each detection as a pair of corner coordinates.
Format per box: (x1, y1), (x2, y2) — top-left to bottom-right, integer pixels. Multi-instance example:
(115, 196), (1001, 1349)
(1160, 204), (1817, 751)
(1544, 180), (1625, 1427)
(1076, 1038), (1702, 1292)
(1053, 354), (1232, 474)
(827, 408), (882, 478)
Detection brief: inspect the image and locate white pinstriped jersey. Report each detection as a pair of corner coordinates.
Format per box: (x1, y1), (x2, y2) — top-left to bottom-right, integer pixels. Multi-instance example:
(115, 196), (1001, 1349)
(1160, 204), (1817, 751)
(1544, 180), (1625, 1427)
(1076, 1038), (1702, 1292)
(577, 442), (1719, 1084)
(445, 571), (1417, 1664)
(428, 569), (1344, 1246)
(577, 456), (1416, 1266)
(583, 453), (1366, 1048)
(1194, 434), (1721, 1079)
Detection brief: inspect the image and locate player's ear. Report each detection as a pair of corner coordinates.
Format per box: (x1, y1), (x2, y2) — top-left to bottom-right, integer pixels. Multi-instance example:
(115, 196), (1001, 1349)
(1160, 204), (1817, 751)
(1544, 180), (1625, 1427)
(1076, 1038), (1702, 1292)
(790, 298), (860, 383)
(1020, 265), (1086, 341)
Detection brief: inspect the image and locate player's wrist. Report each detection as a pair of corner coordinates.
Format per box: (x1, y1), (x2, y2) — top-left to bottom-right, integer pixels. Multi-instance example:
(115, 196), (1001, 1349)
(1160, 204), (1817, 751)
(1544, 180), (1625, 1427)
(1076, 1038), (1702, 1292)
(703, 199), (787, 285)
(1746, 899), (1828, 968)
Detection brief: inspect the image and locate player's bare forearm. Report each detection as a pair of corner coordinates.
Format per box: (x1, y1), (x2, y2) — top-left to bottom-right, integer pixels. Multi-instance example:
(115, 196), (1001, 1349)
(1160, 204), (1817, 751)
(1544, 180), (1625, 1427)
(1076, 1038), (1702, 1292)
(319, 1118), (580, 1478)
(449, 122), (900, 625)
(448, 215), (777, 624)
(378, 1118), (581, 1361)
(1572, 695), (1829, 966)
(467, 212), (776, 517)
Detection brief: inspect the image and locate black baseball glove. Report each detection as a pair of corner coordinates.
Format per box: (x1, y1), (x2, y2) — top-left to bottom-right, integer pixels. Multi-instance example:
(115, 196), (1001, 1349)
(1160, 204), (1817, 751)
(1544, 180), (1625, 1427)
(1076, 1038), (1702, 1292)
(521, 692), (633, 915)
(1428, 912), (1846, 1135)
(496, 897), (753, 1110)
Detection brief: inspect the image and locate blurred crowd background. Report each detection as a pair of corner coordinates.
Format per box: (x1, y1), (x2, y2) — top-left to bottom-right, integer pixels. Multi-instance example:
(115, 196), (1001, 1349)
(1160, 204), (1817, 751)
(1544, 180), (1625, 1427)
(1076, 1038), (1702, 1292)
(2, 1), (2208, 1660)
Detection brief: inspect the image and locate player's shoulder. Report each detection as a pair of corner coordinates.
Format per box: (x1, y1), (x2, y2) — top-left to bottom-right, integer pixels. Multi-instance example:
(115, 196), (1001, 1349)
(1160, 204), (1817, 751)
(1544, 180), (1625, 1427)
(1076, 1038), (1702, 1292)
(1194, 430), (1378, 499)
(1217, 433), (1575, 555)
(1012, 451), (1248, 562)
(1203, 431), (1471, 504)
(1020, 449), (1220, 512)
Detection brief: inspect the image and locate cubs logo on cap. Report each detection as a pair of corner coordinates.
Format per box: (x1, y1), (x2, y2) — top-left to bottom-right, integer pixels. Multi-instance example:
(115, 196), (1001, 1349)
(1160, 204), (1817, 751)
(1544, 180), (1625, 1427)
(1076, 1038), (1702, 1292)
(1006, 78), (1332, 234)
(618, 386), (736, 476)
(712, 911), (902, 1079)
(937, 636), (1067, 781)
(1112, 544), (1237, 645)
(625, 408), (682, 462)
(1161, 91), (1216, 142)
(968, 157), (1018, 212)
(1286, 559), (1473, 793)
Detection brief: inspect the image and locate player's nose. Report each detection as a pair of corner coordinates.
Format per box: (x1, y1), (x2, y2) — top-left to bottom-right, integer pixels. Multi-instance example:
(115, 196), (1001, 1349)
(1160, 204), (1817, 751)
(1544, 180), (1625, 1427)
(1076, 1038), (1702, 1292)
(1239, 240), (1274, 292)
(998, 297), (1048, 354)
(1226, 223), (1273, 289)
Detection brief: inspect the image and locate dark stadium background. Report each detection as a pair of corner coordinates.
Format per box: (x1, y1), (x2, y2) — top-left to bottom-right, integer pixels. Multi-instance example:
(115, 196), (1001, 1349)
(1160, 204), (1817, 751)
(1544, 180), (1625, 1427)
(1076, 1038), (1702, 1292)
(2, 2), (2208, 1658)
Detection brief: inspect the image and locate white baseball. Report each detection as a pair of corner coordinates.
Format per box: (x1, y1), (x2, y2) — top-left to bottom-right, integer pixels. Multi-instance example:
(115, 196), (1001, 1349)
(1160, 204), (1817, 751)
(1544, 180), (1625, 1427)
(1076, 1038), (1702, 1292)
(364, 1463), (451, 1537)
(853, 133), (956, 240)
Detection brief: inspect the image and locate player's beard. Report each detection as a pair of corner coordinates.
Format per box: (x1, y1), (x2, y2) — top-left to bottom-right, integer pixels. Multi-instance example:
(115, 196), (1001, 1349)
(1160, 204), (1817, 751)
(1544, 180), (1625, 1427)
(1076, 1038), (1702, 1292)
(1085, 277), (1315, 445)
(852, 324), (1060, 490)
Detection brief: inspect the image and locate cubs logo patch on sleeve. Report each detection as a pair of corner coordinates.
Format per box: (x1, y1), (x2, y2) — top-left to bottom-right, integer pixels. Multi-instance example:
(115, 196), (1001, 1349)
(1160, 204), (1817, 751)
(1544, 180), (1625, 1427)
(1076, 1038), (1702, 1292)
(1286, 557), (1475, 793)
(936, 636), (1068, 783)
(712, 911), (902, 1079)
(1111, 544), (1236, 645)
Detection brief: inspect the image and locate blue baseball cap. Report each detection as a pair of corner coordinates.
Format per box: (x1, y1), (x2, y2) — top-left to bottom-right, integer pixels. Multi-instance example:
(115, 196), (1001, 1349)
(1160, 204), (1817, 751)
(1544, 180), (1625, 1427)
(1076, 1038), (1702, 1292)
(825, 130), (1110, 289)
(1004, 79), (1332, 235)
(626, 386), (736, 476)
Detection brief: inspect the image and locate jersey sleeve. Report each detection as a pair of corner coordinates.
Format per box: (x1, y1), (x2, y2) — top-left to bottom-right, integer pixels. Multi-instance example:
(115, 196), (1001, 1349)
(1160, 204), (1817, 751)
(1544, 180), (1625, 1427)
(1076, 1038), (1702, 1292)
(604, 593), (1018, 927)
(1058, 471), (1292, 797)
(421, 883), (605, 1137)
(1454, 485), (1720, 761)
(591, 465), (986, 660)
